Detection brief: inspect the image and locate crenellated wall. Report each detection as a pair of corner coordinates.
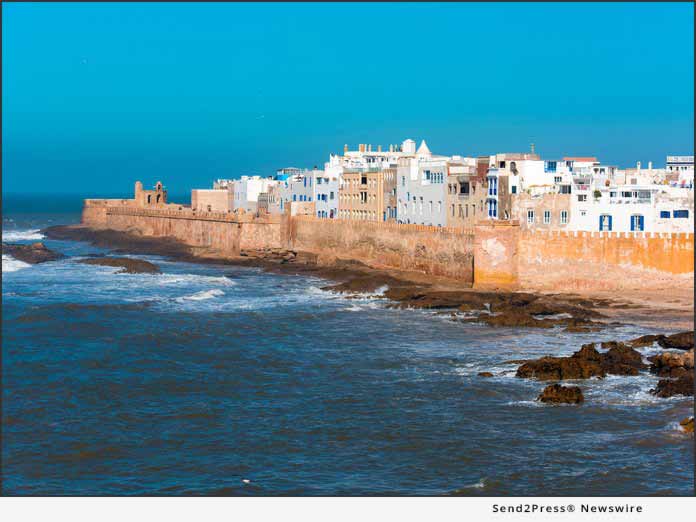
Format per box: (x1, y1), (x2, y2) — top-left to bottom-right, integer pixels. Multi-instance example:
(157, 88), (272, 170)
(81, 200), (693, 291)
(517, 228), (694, 291)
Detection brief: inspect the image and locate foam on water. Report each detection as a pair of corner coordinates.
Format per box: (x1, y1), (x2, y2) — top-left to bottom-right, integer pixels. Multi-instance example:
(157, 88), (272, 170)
(2, 254), (31, 273)
(177, 289), (225, 302)
(2, 229), (46, 242)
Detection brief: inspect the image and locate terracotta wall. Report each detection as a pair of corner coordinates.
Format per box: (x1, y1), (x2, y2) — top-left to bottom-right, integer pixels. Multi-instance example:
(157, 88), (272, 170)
(290, 216), (475, 281)
(518, 229), (694, 291)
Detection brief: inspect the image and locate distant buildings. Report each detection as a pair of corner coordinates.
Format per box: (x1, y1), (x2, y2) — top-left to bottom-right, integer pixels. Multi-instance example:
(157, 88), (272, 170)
(188, 141), (693, 234)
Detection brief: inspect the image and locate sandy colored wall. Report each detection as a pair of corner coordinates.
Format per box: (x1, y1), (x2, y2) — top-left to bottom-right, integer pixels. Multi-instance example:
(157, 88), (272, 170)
(473, 221), (520, 290)
(290, 216), (475, 281)
(518, 229), (694, 291)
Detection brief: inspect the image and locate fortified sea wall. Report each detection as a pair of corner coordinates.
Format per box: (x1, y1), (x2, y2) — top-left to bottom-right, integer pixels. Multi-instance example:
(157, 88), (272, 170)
(290, 216), (475, 280)
(81, 199), (694, 291)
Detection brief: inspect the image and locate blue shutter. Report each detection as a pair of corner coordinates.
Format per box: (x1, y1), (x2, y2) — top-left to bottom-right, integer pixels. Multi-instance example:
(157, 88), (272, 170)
(639, 215), (644, 231)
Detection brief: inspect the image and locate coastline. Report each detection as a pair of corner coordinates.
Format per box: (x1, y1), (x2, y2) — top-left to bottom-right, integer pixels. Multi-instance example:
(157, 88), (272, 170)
(42, 223), (694, 331)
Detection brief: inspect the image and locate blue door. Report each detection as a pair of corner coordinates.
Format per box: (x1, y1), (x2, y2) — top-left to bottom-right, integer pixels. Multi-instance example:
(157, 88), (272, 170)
(599, 215), (612, 231)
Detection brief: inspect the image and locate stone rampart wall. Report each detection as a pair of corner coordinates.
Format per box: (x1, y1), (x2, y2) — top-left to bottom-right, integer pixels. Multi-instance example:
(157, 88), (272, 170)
(290, 216), (475, 281)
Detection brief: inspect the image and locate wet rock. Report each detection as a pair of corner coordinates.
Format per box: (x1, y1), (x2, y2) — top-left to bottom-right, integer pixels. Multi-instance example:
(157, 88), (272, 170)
(648, 349), (694, 377)
(2, 242), (65, 264)
(537, 384), (584, 404)
(657, 331), (694, 351)
(627, 334), (666, 348)
(680, 417), (694, 434)
(78, 257), (160, 274)
(651, 373), (694, 398)
(516, 343), (647, 381)
(477, 372), (494, 378)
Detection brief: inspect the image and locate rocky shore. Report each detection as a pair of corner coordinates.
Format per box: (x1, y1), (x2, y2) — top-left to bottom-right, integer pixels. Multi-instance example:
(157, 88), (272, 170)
(38, 224), (696, 421)
(43, 224), (625, 332)
(3, 242), (65, 264)
(78, 256), (161, 274)
(511, 331), (694, 407)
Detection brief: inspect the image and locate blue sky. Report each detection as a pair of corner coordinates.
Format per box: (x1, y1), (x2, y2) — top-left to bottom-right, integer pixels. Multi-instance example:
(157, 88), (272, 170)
(2, 2), (694, 195)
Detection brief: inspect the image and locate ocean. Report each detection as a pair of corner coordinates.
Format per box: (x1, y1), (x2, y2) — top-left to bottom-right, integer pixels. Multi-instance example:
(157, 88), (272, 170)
(2, 194), (693, 495)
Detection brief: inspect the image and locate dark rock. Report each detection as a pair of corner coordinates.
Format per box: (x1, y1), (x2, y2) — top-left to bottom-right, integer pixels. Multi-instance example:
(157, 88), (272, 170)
(627, 334), (666, 348)
(657, 331), (694, 351)
(2, 242), (65, 264)
(516, 342), (646, 381)
(78, 257), (160, 274)
(651, 373), (694, 398)
(477, 372), (494, 378)
(537, 384), (584, 404)
(649, 349), (694, 377)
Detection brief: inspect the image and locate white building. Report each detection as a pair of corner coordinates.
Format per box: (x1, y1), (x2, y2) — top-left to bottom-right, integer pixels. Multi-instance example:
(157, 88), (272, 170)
(395, 140), (455, 226)
(276, 169), (339, 218)
(232, 176), (279, 213)
(570, 183), (693, 233)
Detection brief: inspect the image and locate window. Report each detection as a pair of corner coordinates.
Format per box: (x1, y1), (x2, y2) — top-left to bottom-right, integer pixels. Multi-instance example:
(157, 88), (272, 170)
(561, 211), (568, 224)
(660, 211), (670, 218)
(580, 210), (587, 217)
(674, 210), (689, 218)
(424, 170), (431, 181)
(330, 191), (334, 200)
(429, 201), (433, 214)
(543, 210), (550, 224)
(488, 200), (498, 218)
(577, 194), (587, 202)
(361, 175), (367, 185)
(630, 214), (644, 231)
(527, 210), (535, 224)
(546, 161), (557, 173)
(402, 176), (406, 187)
(554, 176), (562, 183)
(599, 214), (612, 231)
(511, 186), (517, 194)
(360, 192), (367, 203)
(499, 161), (506, 168)
(560, 185), (572, 194)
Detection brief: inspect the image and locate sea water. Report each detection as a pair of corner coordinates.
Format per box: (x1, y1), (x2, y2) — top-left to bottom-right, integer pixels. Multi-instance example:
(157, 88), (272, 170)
(2, 195), (693, 495)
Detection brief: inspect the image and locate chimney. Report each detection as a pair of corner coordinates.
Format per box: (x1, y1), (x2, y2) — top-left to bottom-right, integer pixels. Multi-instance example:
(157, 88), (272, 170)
(368, 144), (372, 152)
(344, 144), (348, 154)
(378, 145), (382, 152)
(637, 161), (641, 171)
(648, 161), (653, 171)
(389, 144), (394, 152)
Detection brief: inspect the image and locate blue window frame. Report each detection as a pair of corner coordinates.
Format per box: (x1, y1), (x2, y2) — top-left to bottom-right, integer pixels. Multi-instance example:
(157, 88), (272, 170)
(630, 215), (644, 231)
(599, 214), (612, 231)
(673, 210), (689, 218)
(511, 186), (517, 194)
(545, 161), (557, 173)
(660, 211), (670, 218)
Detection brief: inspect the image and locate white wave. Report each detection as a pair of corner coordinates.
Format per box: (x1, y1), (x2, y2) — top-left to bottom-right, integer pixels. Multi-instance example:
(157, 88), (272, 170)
(2, 229), (45, 242)
(155, 273), (237, 287)
(2, 254), (31, 273)
(177, 289), (225, 302)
